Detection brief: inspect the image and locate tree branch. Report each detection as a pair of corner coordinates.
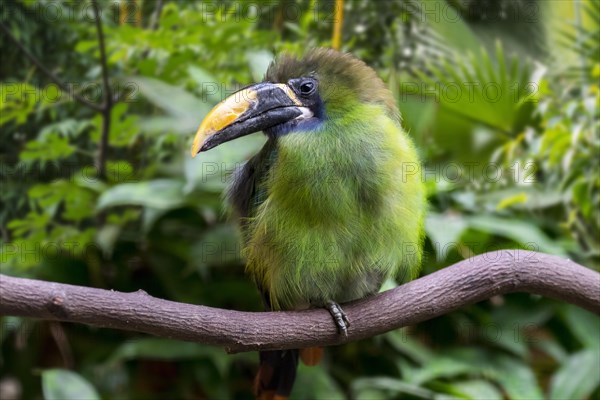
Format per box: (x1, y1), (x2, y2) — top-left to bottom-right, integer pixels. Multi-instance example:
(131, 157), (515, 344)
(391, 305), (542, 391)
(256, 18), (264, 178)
(1, 250), (598, 353)
(91, 0), (113, 181)
(0, 20), (103, 112)
(1, 3), (116, 181)
(148, 0), (164, 31)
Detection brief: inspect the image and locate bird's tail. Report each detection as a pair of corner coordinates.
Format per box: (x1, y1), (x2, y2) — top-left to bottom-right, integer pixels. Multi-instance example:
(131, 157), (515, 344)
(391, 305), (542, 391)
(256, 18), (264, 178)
(254, 349), (298, 400)
(254, 347), (323, 399)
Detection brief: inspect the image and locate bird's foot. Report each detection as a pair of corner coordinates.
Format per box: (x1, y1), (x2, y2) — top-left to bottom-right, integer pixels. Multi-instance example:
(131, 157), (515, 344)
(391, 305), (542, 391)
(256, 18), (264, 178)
(325, 301), (350, 337)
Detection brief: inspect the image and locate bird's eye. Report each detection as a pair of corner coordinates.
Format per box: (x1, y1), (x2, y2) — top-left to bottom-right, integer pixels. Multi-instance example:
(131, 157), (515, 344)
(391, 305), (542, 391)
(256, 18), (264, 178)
(299, 80), (316, 95)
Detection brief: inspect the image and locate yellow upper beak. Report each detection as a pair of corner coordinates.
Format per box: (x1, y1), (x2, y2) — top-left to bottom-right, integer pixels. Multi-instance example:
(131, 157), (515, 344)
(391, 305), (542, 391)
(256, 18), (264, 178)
(190, 83), (303, 157)
(190, 87), (257, 157)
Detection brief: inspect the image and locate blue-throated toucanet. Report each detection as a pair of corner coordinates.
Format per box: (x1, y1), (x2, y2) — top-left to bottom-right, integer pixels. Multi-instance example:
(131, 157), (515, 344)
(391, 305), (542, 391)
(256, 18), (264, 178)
(191, 48), (426, 399)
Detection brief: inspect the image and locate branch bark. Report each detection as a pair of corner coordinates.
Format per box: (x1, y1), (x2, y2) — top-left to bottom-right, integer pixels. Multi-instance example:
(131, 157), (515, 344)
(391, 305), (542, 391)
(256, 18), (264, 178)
(1, 250), (598, 353)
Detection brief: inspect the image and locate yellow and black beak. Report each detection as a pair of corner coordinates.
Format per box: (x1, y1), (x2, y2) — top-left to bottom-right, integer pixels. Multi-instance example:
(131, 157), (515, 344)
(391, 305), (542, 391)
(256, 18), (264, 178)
(191, 83), (308, 157)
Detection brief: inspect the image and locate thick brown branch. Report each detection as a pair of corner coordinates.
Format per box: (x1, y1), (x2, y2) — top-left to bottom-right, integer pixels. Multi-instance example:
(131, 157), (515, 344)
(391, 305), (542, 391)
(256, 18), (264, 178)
(0, 20), (103, 112)
(0, 250), (598, 353)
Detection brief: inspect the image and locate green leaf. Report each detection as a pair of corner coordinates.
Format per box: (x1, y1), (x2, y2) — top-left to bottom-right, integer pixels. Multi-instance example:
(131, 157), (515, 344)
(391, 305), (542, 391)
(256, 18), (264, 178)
(490, 327), (529, 358)
(91, 103), (140, 147)
(183, 133), (265, 194)
(97, 179), (185, 210)
(425, 212), (468, 261)
(132, 76), (210, 134)
(109, 338), (218, 361)
(141, 207), (168, 233)
(42, 369), (100, 400)
(488, 304), (553, 357)
(416, 44), (539, 138)
(0, 83), (41, 125)
(385, 330), (434, 364)
(419, 0), (481, 54)
(352, 377), (438, 399)
(489, 356), (544, 400)
(559, 305), (600, 350)
(95, 224), (121, 257)
(106, 160), (137, 184)
(7, 211), (51, 238)
(1, 238), (41, 269)
(476, 188), (564, 211)
(107, 338), (232, 376)
(549, 350), (600, 400)
(291, 363), (345, 400)
(496, 192), (528, 210)
(187, 65), (223, 104)
(28, 181), (95, 222)
(39, 119), (92, 139)
(246, 50), (274, 82)
(447, 380), (503, 400)
(190, 224), (241, 270)
(20, 134), (75, 164)
(404, 357), (477, 385)
(465, 215), (565, 255)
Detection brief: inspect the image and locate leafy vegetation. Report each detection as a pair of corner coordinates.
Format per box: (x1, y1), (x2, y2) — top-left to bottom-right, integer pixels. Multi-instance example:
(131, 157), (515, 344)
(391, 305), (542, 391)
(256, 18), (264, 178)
(1, 0), (598, 399)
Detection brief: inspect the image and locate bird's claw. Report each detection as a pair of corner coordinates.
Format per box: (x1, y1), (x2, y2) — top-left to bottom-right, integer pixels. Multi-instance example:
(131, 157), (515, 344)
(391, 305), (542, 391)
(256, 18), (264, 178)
(325, 301), (350, 337)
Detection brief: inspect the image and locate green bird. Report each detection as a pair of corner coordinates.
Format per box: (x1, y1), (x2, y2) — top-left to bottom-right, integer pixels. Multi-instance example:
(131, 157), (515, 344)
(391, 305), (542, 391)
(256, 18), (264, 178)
(191, 48), (425, 399)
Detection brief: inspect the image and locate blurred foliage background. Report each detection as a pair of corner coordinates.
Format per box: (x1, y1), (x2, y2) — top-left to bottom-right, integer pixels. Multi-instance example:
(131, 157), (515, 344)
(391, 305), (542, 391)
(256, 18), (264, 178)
(1, 0), (599, 399)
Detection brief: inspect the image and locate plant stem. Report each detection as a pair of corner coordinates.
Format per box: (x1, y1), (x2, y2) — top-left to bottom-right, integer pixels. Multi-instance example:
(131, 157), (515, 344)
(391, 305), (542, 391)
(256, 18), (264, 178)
(332, 0), (344, 50)
(91, 0), (113, 181)
(0, 21), (103, 112)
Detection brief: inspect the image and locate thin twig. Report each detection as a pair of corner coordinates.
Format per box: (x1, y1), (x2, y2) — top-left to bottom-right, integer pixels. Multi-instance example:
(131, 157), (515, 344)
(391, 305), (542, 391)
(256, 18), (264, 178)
(91, 0), (113, 181)
(0, 20), (103, 112)
(148, 0), (164, 31)
(1, 250), (598, 353)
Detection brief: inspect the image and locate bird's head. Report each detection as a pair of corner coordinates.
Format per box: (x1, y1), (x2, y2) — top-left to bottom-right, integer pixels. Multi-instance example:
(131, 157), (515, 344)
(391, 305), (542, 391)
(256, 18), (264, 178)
(191, 48), (399, 157)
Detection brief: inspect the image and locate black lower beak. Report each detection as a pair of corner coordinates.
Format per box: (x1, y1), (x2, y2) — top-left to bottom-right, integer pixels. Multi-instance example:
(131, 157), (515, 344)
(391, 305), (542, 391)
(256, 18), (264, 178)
(191, 82), (309, 156)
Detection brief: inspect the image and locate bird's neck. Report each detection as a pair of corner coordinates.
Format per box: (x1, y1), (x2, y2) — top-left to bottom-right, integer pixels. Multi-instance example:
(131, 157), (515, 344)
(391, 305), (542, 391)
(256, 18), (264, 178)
(267, 105), (400, 224)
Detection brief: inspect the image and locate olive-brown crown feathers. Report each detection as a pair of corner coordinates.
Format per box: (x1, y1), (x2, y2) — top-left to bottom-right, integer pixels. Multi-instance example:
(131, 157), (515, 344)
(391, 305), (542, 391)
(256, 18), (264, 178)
(265, 48), (400, 122)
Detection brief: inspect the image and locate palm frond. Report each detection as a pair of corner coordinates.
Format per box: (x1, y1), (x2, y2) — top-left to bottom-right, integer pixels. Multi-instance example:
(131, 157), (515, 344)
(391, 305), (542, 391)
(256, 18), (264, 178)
(412, 42), (539, 137)
(557, 1), (600, 84)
